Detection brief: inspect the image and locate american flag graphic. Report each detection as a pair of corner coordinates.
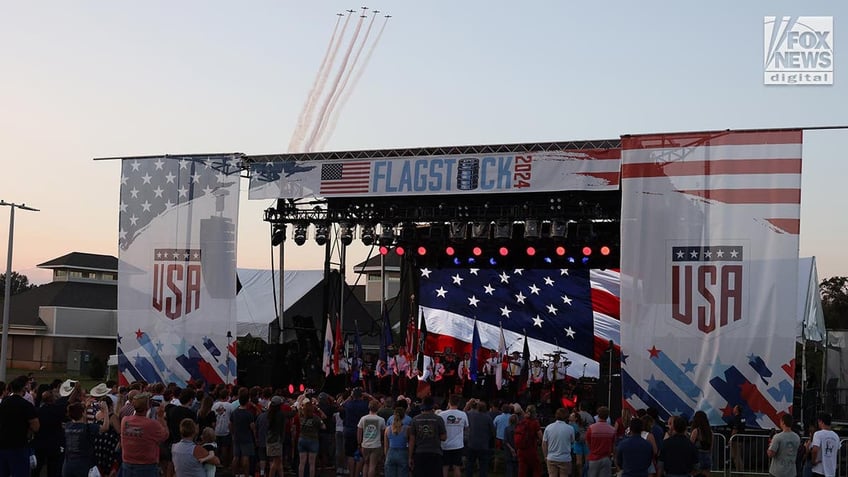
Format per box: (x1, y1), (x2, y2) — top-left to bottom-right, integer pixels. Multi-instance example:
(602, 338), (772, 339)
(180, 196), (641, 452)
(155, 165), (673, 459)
(621, 130), (802, 234)
(418, 267), (620, 378)
(119, 156), (241, 249)
(319, 161), (371, 194)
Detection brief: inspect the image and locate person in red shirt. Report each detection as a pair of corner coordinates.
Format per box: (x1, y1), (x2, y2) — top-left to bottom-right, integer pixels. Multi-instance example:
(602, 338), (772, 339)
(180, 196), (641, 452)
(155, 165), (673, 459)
(586, 406), (617, 477)
(517, 405), (543, 477)
(120, 392), (169, 477)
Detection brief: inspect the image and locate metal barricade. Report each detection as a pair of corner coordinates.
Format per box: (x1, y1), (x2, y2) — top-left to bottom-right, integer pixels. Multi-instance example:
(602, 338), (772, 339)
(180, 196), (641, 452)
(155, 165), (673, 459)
(708, 432), (727, 477)
(727, 434), (773, 477)
(839, 438), (848, 477)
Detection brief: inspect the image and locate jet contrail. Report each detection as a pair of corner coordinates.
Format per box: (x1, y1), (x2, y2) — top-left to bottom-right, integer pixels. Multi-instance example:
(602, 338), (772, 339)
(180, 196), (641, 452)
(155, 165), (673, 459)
(288, 13), (348, 152)
(313, 11), (380, 148)
(303, 13), (365, 151)
(317, 15), (389, 150)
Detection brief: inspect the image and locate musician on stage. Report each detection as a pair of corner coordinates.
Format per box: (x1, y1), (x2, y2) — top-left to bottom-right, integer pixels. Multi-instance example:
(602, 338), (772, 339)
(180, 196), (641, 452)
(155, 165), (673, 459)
(390, 349), (410, 395)
(530, 359), (544, 402)
(431, 355), (446, 397)
(546, 353), (569, 406)
(507, 351), (522, 396)
(482, 354), (499, 399)
(457, 352), (474, 397)
(443, 350), (459, 396)
(375, 355), (390, 395)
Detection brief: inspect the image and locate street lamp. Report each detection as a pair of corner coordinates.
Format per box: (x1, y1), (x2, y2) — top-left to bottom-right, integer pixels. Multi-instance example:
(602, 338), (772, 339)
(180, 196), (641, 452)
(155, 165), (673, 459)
(0, 201), (39, 382)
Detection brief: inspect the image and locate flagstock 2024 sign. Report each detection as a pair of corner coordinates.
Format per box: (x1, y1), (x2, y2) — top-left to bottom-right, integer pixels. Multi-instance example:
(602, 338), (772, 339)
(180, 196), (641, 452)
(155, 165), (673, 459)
(117, 156), (241, 387)
(248, 149), (621, 199)
(620, 130), (802, 428)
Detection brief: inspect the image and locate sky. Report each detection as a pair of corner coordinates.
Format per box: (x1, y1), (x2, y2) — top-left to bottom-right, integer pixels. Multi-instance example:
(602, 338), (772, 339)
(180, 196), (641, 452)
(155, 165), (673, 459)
(0, 1), (846, 286)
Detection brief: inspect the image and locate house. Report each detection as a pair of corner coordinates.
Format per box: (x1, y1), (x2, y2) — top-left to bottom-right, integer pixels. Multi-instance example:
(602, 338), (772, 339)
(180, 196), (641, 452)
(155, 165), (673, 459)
(0, 252), (118, 372)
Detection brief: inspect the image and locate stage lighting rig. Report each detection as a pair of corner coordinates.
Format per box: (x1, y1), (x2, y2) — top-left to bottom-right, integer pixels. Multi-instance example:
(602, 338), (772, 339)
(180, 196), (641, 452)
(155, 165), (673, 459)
(271, 224), (285, 246)
(449, 221), (468, 241)
(493, 221), (512, 240)
(472, 222), (490, 239)
(523, 220), (540, 239)
(339, 222), (354, 246)
(360, 224), (375, 246)
(293, 224), (308, 246)
(379, 223), (395, 246)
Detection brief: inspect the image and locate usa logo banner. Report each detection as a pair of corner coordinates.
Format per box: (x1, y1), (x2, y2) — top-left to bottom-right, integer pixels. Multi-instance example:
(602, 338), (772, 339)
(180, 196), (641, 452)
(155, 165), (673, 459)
(118, 156), (240, 387)
(620, 130), (802, 428)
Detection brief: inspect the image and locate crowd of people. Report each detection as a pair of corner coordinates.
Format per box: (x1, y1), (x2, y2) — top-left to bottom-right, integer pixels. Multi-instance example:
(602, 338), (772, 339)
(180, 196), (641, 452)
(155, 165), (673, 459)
(0, 372), (842, 477)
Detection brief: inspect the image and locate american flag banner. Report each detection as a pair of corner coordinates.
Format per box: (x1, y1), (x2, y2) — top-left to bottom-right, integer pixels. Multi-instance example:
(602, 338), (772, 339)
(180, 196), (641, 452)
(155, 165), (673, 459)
(117, 155), (240, 387)
(620, 130), (802, 427)
(418, 267), (621, 379)
(319, 161), (371, 195)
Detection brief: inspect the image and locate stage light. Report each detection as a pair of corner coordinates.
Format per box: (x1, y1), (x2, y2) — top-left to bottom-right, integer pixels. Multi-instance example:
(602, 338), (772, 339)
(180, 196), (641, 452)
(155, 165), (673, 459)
(544, 257), (552, 264)
(582, 257), (590, 265)
(600, 246), (611, 256)
(417, 246), (427, 256)
(489, 258), (497, 266)
(450, 221), (468, 241)
(472, 246), (483, 256)
(555, 246), (566, 256)
(395, 246), (405, 256)
(568, 256), (576, 263)
(339, 222), (354, 246)
(271, 225), (285, 247)
(445, 246), (456, 256)
(361, 225), (375, 246)
(467, 257), (476, 264)
(494, 221), (512, 240)
(472, 222), (490, 239)
(526, 246), (536, 256)
(293, 224), (308, 246)
(499, 246), (509, 257)
(582, 246), (592, 256)
(314, 223), (329, 246)
(379, 246), (389, 255)
(524, 219), (540, 239)
(453, 257), (461, 265)
(379, 223), (395, 246)
(550, 220), (568, 239)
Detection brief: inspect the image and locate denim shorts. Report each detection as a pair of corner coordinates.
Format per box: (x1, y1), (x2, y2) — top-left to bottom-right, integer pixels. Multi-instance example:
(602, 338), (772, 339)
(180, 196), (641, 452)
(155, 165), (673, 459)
(298, 437), (319, 454)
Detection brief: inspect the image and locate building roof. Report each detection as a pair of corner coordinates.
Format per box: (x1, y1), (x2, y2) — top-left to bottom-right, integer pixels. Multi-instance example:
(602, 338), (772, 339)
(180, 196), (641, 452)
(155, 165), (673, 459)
(37, 252), (118, 272)
(0, 281), (117, 328)
(353, 251), (402, 273)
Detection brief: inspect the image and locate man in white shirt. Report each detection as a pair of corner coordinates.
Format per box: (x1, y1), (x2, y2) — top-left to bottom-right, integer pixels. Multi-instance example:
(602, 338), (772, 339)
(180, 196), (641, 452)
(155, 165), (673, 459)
(811, 412), (841, 477)
(439, 395), (469, 477)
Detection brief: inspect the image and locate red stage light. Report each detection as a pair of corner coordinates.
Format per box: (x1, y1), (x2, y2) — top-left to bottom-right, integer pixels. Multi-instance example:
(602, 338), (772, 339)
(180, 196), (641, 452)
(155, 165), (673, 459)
(600, 246), (611, 256)
(288, 384), (294, 394)
(472, 246), (483, 256)
(299, 384), (305, 392)
(499, 246), (509, 256)
(417, 246), (427, 256)
(526, 246), (536, 256)
(555, 246), (566, 256)
(445, 246), (455, 256)
(379, 246), (389, 255)
(582, 246), (592, 256)
(395, 246), (405, 256)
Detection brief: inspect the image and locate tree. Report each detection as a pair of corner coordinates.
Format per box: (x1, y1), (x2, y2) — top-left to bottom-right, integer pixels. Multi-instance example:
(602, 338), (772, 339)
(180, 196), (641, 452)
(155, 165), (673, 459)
(0, 271), (35, 297)
(820, 276), (848, 329)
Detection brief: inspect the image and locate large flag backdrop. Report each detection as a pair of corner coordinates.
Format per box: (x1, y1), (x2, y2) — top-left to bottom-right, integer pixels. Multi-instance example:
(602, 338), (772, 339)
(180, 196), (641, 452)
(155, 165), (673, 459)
(620, 130), (802, 427)
(418, 267), (620, 378)
(117, 156), (241, 386)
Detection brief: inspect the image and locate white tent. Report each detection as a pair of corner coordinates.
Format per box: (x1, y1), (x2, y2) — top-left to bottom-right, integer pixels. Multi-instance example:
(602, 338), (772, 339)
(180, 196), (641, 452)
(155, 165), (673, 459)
(236, 269), (324, 341)
(797, 257), (826, 342)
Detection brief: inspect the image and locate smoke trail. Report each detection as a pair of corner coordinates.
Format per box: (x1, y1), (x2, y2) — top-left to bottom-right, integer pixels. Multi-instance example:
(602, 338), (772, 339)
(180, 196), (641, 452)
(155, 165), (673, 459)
(303, 14), (365, 152)
(317, 16), (389, 150)
(313, 12), (379, 148)
(287, 14), (347, 153)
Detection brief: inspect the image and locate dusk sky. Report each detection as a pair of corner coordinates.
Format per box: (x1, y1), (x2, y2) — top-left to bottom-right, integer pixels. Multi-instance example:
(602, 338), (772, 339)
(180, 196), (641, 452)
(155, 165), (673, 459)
(1, 1), (845, 285)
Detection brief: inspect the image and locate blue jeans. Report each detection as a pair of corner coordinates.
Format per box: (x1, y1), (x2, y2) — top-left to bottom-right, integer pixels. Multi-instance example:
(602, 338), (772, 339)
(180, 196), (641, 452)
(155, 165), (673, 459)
(466, 448), (492, 477)
(121, 463), (160, 477)
(384, 448), (409, 477)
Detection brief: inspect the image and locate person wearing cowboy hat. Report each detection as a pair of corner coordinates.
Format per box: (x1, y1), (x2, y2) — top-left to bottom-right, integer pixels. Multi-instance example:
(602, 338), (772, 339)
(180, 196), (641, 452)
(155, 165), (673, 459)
(120, 392), (169, 477)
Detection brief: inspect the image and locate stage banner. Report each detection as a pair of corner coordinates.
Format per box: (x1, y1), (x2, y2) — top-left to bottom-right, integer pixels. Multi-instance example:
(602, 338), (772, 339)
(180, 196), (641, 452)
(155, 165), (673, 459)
(248, 148), (620, 199)
(418, 267), (621, 379)
(620, 130), (802, 428)
(117, 156), (241, 387)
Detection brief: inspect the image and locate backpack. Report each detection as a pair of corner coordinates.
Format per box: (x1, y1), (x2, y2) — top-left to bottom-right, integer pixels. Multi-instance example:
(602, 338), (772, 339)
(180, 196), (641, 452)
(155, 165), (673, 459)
(514, 419), (536, 450)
